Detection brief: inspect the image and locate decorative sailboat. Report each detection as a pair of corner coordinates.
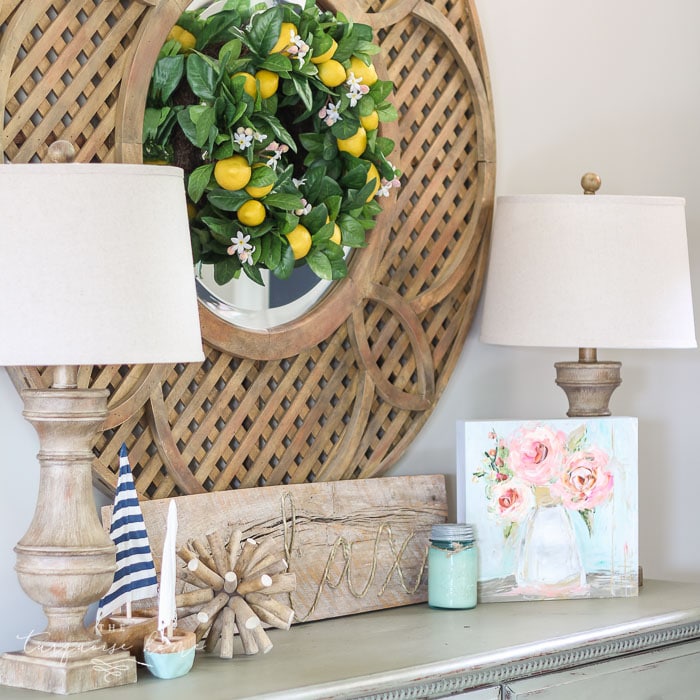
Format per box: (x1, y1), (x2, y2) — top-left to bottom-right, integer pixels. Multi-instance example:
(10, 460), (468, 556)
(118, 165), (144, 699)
(96, 444), (159, 656)
(143, 500), (196, 679)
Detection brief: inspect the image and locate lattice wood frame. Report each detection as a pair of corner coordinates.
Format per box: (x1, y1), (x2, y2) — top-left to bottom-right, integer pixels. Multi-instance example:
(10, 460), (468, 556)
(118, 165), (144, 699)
(1, 0), (495, 499)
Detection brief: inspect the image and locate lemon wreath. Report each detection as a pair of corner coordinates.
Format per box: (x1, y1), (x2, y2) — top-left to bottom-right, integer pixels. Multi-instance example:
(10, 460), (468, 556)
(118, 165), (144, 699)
(144, 0), (400, 287)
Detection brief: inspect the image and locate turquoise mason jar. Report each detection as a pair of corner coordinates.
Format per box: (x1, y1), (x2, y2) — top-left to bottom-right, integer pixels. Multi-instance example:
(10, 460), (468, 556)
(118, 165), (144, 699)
(428, 523), (477, 609)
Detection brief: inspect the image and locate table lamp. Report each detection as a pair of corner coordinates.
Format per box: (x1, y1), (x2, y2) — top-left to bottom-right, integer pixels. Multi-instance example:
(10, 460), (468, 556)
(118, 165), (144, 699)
(480, 173), (696, 417)
(0, 142), (204, 693)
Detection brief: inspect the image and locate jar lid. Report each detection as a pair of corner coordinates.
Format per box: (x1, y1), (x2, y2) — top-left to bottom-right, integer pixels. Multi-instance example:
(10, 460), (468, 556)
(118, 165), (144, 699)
(431, 523), (474, 541)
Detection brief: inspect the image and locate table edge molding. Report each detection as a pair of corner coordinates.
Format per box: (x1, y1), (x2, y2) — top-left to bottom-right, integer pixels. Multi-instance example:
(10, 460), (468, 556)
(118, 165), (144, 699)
(341, 619), (700, 700)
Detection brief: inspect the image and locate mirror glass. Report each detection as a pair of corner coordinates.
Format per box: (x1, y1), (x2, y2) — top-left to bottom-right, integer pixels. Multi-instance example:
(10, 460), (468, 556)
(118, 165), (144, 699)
(196, 264), (334, 330)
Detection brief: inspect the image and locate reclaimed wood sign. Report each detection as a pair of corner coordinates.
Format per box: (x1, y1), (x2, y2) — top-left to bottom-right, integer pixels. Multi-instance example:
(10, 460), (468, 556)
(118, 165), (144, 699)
(102, 475), (446, 627)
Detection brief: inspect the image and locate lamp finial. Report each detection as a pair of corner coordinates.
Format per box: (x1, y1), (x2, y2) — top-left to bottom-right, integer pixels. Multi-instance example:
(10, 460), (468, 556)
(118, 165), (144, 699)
(581, 172), (601, 195)
(46, 140), (76, 163)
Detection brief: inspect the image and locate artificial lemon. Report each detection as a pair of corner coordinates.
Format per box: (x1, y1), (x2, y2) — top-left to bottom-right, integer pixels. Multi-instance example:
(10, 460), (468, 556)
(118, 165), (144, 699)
(310, 38), (338, 64)
(255, 69), (279, 99)
(237, 200), (266, 227)
(337, 127), (367, 157)
(360, 110), (379, 132)
(365, 162), (381, 201)
(286, 224), (312, 259)
(167, 25), (196, 53)
(317, 59), (347, 88)
(233, 72), (257, 98)
(330, 223), (342, 245)
(347, 56), (378, 86)
(214, 155), (252, 191)
(245, 164), (276, 198)
(271, 22), (297, 54)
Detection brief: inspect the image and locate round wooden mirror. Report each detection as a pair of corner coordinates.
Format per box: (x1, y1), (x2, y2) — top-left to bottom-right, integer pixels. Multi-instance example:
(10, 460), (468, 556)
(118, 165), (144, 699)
(1, 0), (494, 498)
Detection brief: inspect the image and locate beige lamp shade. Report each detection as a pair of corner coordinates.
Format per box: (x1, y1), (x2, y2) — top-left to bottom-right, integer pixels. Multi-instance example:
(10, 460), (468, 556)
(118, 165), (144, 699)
(0, 163), (204, 366)
(480, 194), (697, 349)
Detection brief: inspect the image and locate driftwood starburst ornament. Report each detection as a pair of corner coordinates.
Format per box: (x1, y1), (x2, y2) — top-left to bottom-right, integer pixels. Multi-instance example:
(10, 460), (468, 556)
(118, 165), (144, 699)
(175, 528), (296, 657)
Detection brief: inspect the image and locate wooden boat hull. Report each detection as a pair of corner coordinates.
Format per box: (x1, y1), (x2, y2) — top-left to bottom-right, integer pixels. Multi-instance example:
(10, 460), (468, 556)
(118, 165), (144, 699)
(97, 614), (158, 658)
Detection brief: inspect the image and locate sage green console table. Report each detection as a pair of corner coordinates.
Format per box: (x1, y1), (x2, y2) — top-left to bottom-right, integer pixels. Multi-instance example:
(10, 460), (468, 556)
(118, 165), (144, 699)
(0, 580), (698, 699)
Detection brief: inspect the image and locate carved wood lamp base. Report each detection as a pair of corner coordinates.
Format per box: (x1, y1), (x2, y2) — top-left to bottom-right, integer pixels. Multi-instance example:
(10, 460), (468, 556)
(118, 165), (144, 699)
(0, 650), (136, 695)
(555, 348), (622, 417)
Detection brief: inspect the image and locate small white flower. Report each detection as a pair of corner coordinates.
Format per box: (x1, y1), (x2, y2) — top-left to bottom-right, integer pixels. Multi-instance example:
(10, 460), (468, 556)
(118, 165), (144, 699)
(233, 127), (254, 150)
(294, 198), (312, 216)
(377, 175), (402, 198)
(345, 73), (370, 107)
(227, 231), (253, 256)
(319, 101), (342, 127)
(254, 130), (266, 143)
(287, 33), (310, 61)
(265, 141), (289, 170)
(238, 246), (255, 265)
(292, 176), (307, 188)
(346, 72), (363, 91)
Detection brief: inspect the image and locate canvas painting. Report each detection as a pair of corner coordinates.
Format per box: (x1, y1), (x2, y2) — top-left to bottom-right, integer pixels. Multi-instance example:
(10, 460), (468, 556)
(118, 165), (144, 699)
(457, 417), (638, 602)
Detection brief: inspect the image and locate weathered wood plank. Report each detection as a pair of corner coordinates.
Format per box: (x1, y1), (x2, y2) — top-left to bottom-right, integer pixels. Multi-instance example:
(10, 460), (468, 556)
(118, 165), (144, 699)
(102, 475), (446, 624)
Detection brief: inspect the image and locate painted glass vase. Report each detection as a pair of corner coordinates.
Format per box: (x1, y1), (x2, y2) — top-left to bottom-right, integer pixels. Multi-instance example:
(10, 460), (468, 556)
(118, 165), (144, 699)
(516, 488), (586, 591)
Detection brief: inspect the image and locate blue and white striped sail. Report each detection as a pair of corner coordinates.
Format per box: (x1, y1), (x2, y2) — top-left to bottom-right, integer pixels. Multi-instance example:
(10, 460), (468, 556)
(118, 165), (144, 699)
(96, 444), (158, 625)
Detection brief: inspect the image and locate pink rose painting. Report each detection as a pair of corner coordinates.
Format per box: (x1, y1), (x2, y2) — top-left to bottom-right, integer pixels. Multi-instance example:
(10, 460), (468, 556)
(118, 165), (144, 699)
(457, 418), (638, 602)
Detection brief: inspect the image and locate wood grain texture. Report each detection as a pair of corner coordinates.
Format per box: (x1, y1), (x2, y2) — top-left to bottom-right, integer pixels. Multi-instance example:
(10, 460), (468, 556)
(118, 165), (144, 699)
(2, 0), (494, 498)
(102, 475), (447, 623)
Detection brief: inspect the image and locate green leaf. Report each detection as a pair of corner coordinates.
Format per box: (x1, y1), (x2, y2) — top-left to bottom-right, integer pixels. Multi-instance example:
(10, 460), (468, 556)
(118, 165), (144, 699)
(329, 254), (348, 280)
(291, 74), (314, 112)
(578, 509), (594, 537)
(197, 10), (241, 50)
(369, 80), (393, 103)
(363, 199), (382, 216)
(188, 103), (216, 148)
(264, 193), (304, 210)
(149, 55), (185, 104)
(299, 132), (324, 154)
(302, 203), (328, 233)
(337, 214), (366, 246)
(375, 102), (398, 122)
(187, 163), (215, 203)
(247, 7), (283, 55)
(318, 176), (343, 200)
(143, 107), (169, 141)
(248, 164), (276, 188)
(186, 54), (217, 101)
(311, 221), (334, 242)
(375, 136), (395, 157)
(255, 112), (296, 151)
(340, 162), (369, 190)
(331, 114), (361, 139)
(567, 424), (588, 453)
(214, 257), (240, 285)
(191, 230), (202, 263)
(242, 262), (265, 285)
(322, 131), (338, 160)
(261, 233), (282, 270)
(324, 194), (342, 220)
(207, 188), (250, 211)
(354, 39), (382, 55)
(306, 249), (333, 280)
(260, 53), (293, 74)
(303, 165), (326, 202)
(358, 96), (376, 117)
(273, 244), (296, 279)
(176, 108), (199, 146)
(219, 39), (242, 71)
